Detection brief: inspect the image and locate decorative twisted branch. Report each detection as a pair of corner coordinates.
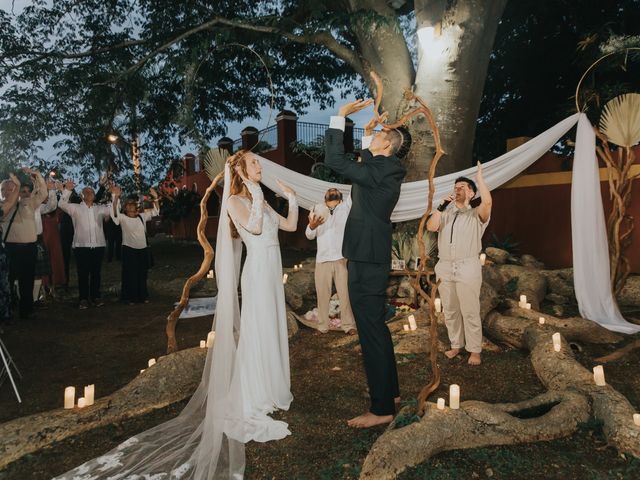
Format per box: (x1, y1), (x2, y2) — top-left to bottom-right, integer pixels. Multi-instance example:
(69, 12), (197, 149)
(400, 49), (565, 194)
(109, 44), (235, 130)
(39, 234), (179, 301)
(368, 72), (446, 416)
(165, 170), (225, 353)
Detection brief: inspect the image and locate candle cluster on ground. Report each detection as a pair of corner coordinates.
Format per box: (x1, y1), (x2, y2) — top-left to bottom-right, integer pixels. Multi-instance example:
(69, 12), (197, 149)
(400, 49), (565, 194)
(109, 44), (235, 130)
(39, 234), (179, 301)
(593, 365), (606, 386)
(64, 384), (95, 409)
(518, 295), (531, 309)
(292, 264), (303, 271)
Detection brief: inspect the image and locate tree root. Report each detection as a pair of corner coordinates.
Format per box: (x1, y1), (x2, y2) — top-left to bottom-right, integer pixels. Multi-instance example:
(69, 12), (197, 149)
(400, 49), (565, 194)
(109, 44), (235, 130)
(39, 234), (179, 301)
(360, 390), (589, 480)
(594, 338), (640, 363)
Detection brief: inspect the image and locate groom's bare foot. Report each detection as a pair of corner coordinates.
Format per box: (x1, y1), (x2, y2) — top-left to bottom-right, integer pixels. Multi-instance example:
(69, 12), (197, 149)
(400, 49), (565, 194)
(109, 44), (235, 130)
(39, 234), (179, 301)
(347, 412), (393, 428)
(445, 348), (461, 359)
(468, 352), (481, 365)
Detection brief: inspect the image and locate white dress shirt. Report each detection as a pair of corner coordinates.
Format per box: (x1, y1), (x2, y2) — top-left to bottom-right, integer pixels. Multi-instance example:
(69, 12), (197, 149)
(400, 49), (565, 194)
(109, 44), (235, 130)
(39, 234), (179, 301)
(35, 189), (58, 235)
(110, 200), (159, 249)
(58, 190), (111, 248)
(330, 115), (373, 149)
(305, 196), (352, 263)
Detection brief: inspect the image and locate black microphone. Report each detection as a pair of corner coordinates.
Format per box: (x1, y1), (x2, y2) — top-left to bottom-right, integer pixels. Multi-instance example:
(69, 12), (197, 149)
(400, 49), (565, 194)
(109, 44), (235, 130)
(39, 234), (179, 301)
(437, 199), (451, 212)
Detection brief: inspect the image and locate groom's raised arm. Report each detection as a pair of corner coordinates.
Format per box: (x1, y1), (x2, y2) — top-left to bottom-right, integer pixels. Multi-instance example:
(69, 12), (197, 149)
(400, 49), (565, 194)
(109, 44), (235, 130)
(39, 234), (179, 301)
(324, 116), (379, 188)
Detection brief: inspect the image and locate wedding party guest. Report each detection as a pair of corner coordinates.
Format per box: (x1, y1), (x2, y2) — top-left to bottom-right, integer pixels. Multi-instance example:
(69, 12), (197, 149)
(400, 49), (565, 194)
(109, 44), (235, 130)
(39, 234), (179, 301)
(325, 99), (410, 428)
(33, 177), (58, 299)
(0, 173), (21, 325)
(58, 179), (111, 309)
(104, 219), (122, 262)
(427, 164), (492, 365)
(57, 185), (81, 287)
(305, 188), (356, 335)
(109, 186), (159, 304)
(1, 168), (48, 319)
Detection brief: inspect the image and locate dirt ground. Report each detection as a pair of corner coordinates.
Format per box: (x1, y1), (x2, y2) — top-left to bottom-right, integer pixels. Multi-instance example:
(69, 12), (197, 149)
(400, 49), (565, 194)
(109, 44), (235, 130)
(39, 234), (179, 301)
(1, 237), (640, 479)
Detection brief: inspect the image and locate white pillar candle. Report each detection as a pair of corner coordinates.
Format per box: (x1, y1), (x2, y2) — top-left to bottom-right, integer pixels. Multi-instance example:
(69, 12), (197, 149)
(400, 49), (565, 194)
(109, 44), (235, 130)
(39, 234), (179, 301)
(408, 314), (417, 331)
(199, 340), (206, 348)
(539, 317), (545, 325)
(206, 331), (216, 348)
(77, 397), (86, 408)
(148, 358), (156, 367)
(449, 384), (460, 409)
(520, 294), (527, 304)
(84, 385), (95, 406)
(633, 414), (640, 426)
(140, 369), (145, 374)
(206, 270), (214, 279)
(64, 386), (75, 409)
(552, 332), (562, 352)
(282, 273), (288, 284)
(434, 298), (442, 313)
(479, 253), (486, 266)
(299, 264), (303, 269)
(525, 303), (532, 310)
(593, 365), (606, 386)
(437, 398), (445, 410)
(403, 324), (410, 331)
(293, 265), (298, 271)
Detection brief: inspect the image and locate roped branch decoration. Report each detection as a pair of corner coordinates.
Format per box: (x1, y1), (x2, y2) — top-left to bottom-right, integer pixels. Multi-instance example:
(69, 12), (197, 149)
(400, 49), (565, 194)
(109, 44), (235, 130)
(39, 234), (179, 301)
(368, 71), (446, 416)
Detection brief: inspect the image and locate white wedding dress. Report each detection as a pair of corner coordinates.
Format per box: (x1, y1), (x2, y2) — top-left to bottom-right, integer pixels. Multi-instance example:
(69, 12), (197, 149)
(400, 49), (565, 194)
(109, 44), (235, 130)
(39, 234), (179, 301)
(53, 164), (294, 479)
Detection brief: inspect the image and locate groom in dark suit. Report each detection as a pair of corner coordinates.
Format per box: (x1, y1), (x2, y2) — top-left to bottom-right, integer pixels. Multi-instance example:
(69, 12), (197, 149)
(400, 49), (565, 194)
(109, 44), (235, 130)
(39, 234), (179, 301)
(325, 99), (410, 428)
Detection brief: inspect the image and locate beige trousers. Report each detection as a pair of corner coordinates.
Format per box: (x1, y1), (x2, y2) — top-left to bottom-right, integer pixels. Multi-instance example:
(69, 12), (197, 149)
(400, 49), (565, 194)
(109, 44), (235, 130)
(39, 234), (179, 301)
(315, 258), (355, 332)
(435, 257), (483, 353)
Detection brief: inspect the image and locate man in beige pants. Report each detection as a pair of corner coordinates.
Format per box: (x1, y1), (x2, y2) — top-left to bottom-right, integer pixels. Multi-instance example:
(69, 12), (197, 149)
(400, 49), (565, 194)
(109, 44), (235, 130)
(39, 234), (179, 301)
(306, 188), (356, 335)
(427, 162), (492, 365)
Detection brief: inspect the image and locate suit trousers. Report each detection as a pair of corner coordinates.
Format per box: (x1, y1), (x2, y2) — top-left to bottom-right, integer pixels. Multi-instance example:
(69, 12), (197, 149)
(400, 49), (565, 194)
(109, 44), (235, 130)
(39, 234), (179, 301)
(5, 242), (37, 318)
(435, 257), (483, 353)
(73, 247), (105, 301)
(314, 258), (355, 332)
(348, 260), (399, 416)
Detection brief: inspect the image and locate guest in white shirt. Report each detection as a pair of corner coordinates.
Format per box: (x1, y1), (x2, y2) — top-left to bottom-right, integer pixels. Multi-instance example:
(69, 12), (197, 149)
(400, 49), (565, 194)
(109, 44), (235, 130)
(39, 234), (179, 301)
(58, 179), (111, 309)
(109, 185), (159, 304)
(305, 188), (356, 334)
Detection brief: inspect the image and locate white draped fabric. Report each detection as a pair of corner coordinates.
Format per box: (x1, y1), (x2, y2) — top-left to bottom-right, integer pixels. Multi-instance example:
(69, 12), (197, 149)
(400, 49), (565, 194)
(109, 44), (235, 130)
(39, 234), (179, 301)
(262, 112), (640, 334)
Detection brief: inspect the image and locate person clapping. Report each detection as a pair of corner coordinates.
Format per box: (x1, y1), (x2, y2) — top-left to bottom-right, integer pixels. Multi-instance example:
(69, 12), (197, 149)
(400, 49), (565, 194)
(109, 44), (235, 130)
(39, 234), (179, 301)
(109, 186), (159, 304)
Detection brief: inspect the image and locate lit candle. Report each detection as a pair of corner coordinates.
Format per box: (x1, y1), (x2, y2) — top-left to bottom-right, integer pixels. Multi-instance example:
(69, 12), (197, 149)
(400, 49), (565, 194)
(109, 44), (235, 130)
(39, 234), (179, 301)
(84, 385), (95, 406)
(77, 397), (86, 408)
(434, 298), (442, 313)
(437, 398), (445, 410)
(206, 331), (216, 348)
(199, 340), (206, 348)
(206, 270), (214, 279)
(552, 332), (561, 352)
(299, 264), (303, 270)
(593, 365), (606, 386)
(140, 369), (145, 374)
(449, 384), (460, 409)
(525, 303), (531, 310)
(282, 273), (288, 284)
(293, 265), (298, 271)
(403, 324), (410, 332)
(408, 315), (417, 331)
(539, 317), (545, 325)
(633, 414), (640, 426)
(479, 253), (486, 266)
(148, 358), (156, 367)
(520, 294), (527, 305)
(64, 386), (75, 409)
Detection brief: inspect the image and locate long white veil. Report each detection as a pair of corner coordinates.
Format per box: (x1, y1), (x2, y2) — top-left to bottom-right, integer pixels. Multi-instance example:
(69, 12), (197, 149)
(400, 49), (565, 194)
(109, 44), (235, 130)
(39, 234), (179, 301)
(54, 162), (247, 479)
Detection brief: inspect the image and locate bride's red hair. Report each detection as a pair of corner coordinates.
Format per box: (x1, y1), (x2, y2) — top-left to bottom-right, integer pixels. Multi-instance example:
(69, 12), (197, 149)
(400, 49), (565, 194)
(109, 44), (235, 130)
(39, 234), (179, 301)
(227, 150), (252, 239)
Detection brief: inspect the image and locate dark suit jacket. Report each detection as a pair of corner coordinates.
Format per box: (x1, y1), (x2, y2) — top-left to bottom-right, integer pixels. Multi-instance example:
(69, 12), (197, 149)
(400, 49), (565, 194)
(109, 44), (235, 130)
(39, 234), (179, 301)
(324, 128), (406, 264)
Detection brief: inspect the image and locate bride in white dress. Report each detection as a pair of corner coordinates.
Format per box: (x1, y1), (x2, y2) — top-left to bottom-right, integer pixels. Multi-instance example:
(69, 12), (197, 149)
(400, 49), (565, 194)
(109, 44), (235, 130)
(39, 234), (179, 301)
(53, 150), (298, 479)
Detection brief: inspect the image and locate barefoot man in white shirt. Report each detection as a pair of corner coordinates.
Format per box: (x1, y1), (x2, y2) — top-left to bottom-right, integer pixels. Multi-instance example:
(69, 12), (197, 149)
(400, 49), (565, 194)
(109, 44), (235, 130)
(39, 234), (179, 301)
(306, 188), (356, 335)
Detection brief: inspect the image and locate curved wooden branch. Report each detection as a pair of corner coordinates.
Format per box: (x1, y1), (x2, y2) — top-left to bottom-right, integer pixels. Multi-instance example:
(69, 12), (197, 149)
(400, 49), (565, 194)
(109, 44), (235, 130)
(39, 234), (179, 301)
(165, 170), (225, 353)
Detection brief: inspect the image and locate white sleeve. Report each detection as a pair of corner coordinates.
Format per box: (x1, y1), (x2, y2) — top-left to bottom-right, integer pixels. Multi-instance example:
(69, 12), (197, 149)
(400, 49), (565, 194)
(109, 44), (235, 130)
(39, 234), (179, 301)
(329, 116), (346, 131)
(227, 184), (265, 235)
(305, 224), (317, 240)
(40, 190), (58, 214)
(361, 135), (373, 150)
(58, 190), (75, 215)
(109, 200), (121, 225)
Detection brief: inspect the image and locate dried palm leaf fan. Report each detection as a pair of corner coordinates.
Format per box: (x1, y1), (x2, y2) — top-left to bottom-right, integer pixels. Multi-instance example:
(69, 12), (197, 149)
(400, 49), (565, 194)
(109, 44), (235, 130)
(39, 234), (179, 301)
(599, 93), (640, 148)
(595, 93), (640, 299)
(202, 147), (230, 181)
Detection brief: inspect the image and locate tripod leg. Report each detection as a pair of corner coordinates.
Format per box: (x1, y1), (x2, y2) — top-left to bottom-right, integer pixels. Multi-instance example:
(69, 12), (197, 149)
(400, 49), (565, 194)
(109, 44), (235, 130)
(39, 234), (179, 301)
(0, 338), (21, 378)
(0, 344), (21, 403)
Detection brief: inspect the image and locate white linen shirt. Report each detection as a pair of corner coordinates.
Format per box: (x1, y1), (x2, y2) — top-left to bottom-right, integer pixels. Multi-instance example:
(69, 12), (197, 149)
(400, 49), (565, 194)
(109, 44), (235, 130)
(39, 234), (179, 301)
(58, 190), (111, 248)
(305, 196), (352, 263)
(35, 189), (58, 235)
(110, 200), (159, 249)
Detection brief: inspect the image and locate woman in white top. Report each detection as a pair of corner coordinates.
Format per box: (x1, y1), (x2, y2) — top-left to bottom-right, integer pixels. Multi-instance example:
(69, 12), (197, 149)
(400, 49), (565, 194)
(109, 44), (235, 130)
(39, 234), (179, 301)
(109, 186), (159, 303)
